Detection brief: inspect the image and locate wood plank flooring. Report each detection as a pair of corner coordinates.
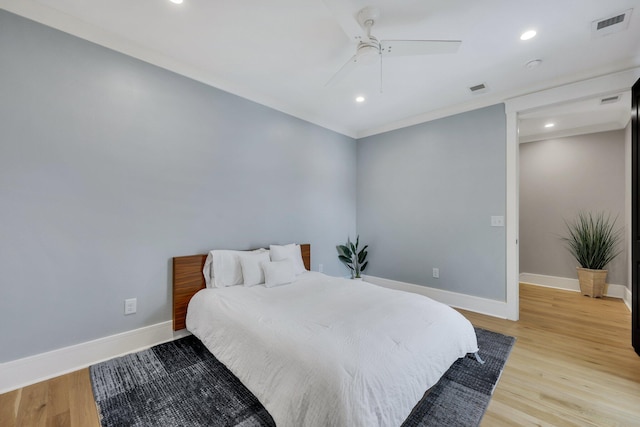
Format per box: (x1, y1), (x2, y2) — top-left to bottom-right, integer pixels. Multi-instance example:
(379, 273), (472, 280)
(0, 369), (99, 427)
(462, 284), (640, 427)
(1, 283), (638, 426)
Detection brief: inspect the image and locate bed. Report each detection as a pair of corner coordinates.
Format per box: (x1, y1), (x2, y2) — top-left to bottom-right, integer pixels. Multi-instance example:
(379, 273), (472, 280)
(173, 244), (479, 427)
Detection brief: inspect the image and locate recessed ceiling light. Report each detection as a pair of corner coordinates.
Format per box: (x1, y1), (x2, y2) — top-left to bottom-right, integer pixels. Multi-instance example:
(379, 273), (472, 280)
(355, 96), (365, 103)
(170, 0), (183, 4)
(520, 30), (537, 41)
(544, 123), (555, 128)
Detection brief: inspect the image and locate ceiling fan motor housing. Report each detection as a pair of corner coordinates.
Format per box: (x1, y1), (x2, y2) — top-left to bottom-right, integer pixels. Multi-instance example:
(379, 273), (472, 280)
(358, 6), (380, 28)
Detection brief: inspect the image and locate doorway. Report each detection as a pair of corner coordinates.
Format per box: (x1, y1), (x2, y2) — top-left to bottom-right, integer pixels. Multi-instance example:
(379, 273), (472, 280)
(517, 99), (629, 300)
(503, 68), (640, 321)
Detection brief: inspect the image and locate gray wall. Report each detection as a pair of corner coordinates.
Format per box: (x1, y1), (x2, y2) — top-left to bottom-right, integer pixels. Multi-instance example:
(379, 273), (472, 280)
(356, 105), (507, 301)
(519, 130), (627, 285)
(0, 11), (356, 362)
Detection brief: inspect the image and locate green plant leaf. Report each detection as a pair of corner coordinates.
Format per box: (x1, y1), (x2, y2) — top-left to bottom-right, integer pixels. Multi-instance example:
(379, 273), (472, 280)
(337, 245), (352, 257)
(338, 236), (370, 277)
(561, 211), (622, 270)
(338, 255), (352, 264)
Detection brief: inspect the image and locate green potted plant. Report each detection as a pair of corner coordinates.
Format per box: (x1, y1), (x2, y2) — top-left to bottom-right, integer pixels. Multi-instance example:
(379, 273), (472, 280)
(562, 211), (623, 298)
(337, 236), (368, 279)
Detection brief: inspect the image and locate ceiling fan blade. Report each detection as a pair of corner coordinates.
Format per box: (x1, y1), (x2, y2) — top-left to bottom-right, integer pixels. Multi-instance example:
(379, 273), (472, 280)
(321, 0), (365, 42)
(380, 40), (461, 57)
(325, 55), (359, 87)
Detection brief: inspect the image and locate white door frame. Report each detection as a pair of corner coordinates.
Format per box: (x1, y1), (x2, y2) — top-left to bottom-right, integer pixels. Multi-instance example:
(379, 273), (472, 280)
(504, 67), (640, 321)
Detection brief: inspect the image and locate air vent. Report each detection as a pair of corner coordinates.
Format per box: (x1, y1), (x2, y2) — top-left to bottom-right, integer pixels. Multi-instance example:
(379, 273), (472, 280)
(469, 83), (488, 94)
(600, 95), (620, 105)
(592, 9), (632, 38)
(597, 14), (625, 30)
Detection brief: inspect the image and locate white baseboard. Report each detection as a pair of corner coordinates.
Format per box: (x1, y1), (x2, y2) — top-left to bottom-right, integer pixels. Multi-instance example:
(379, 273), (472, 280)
(2, 276), (629, 394)
(363, 275), (509, 319)
(0, 321), (190, 394)
(623, 287), (632, 312)
(519, 272), (630, 302)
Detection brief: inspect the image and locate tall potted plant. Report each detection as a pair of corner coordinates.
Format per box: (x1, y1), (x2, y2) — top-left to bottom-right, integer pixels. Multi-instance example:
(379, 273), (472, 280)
(337, 236), (368, 279)
(562, 211), (622, 298)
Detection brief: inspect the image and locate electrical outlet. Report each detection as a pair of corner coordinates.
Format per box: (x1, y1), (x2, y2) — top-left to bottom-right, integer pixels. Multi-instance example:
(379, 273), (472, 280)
(318, 264), (324, 273)
(124, 298), (137, 315)
(432, 268), (439, 279)
(491, 216), (505, 227)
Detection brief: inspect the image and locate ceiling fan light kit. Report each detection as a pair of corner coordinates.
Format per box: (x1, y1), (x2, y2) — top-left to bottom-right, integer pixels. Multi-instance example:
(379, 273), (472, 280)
(356, 39), (380, 64)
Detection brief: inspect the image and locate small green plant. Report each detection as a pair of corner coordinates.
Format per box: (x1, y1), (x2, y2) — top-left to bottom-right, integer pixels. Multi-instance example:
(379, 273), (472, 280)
(562, 211), (623, 270)
(337, 236), (368, 279)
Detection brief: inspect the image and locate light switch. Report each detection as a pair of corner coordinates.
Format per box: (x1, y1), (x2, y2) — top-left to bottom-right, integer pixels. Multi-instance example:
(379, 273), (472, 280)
(491, 216), (504, 227)
(125, 298), (137, 315)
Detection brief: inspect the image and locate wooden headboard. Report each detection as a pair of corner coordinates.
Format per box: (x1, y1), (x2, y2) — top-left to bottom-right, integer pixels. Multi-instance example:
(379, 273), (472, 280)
(172, 244), (311, 331)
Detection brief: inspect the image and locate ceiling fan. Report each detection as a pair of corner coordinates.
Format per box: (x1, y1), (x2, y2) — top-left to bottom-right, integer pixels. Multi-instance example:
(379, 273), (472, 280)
(324, 5), (462, 89)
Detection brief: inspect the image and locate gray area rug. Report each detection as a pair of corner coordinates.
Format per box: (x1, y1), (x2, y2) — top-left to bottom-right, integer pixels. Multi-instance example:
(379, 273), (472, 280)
(400, 328), (515, 427)
(91, 328), (515, 427)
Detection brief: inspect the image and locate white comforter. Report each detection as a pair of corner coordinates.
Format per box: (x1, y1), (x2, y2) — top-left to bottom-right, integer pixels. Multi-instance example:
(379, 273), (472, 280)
(186, 272), (478, 427)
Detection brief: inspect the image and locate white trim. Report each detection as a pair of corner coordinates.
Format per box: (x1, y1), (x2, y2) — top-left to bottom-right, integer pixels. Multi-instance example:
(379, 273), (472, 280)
(624, 287), (632, 312)
(505, 68), (640, 114)
(358, 94), (512, 138)
(505, 109), (519, 320)
(363, 275), (508, 319)
(0, 321), (190, 394)
(519, 272), (628, 299)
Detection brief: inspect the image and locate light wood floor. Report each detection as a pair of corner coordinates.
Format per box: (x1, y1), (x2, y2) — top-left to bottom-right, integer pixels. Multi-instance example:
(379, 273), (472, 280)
(463, 284), (640, 426)
(0, 368), (100, 427)
(1, 284), (639, 426)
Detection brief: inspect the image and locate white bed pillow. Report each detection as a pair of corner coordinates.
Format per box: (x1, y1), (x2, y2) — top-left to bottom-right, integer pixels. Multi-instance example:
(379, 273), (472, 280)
(205, 248), (267, 288)
(239, 251), (271, 287)
(262, 260), (295, 287)
(203, 252), (215, 288)
(269, 244), (306, 275)
(212, 250), (244, 288)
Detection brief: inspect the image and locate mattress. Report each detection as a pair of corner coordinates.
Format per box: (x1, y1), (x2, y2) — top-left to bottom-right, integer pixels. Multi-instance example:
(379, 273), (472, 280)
(186, 272), (478, 427)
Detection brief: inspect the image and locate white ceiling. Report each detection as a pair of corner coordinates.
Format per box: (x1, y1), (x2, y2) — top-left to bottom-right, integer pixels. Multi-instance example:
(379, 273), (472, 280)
(518, 92), (632, 143)
(2, 0), (640, 138)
